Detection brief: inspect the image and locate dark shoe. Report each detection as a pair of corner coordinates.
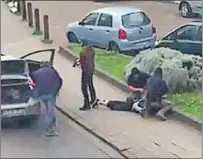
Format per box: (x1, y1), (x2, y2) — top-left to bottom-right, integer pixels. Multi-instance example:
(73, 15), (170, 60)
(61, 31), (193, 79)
(79, 105), (91, 111)
(91, 99), (99, 108)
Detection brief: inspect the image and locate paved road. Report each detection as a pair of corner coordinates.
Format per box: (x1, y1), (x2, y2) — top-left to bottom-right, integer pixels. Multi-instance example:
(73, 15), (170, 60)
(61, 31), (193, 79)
(27, 0), (196, 45)
(1, 2), (123, 158)
(1, 111), (122, 158)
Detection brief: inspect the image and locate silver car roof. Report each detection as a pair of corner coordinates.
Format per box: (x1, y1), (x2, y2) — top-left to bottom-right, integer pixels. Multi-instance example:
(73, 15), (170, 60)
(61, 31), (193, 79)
(1, 55), (20, 61)
(92, 7), (143, 16)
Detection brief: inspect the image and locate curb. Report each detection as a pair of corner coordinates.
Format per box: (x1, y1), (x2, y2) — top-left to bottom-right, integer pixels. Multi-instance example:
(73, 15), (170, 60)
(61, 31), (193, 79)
(58, 45), (202, 132)
(92, 0), (177, 4)
(55, 105), (133, 159)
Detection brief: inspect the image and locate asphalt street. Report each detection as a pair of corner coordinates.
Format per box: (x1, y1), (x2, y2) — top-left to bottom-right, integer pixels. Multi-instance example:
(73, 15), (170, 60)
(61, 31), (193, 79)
(27, 0), (196, 45)
(1, 2), (123, 158)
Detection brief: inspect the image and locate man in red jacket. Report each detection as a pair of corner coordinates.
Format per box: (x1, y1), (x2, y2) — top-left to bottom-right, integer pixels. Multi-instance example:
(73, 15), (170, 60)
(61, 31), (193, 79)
(73, 39), (98, 111)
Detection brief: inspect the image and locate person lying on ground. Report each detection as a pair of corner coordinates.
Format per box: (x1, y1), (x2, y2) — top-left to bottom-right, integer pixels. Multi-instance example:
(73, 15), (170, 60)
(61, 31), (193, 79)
(140, 67), (171, 120)
(97, 67), (171, 121)
(97, 98), (172, 121)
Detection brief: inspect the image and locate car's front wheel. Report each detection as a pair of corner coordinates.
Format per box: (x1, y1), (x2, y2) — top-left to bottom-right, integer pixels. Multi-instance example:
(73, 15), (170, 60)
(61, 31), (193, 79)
(180, 2), (192, 18)
(67, 32), (78, 43)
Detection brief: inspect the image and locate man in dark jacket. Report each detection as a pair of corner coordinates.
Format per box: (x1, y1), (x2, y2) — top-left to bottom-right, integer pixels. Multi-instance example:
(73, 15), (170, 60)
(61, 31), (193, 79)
(76, 39), (97, 111)
(126, 67), (151, 103)
(127, 67), (151, 88)
(141, 67), (170, 120)
(31, 63), (62, 136)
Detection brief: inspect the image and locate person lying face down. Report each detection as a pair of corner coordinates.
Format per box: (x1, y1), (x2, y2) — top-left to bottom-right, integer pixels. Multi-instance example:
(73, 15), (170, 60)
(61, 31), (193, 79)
(97, 68), (171, 121)
(127, 67), (151, 89)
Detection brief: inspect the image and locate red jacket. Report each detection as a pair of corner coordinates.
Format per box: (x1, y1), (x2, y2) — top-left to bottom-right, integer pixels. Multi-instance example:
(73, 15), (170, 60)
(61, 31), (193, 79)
(79, 47), (95, 74)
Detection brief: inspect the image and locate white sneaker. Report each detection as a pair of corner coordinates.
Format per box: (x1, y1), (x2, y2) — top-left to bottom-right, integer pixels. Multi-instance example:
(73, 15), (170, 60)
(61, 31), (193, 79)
(45, 128), (58, 137)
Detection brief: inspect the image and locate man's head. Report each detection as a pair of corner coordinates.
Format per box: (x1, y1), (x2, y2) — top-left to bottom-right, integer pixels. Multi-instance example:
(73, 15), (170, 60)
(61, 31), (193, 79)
(154, 67), (163, 79)
(131, 67), (140, 79)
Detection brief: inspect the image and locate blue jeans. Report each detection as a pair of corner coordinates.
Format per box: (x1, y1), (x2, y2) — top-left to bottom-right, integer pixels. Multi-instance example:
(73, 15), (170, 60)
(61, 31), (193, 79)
(39, 94), (57, 130)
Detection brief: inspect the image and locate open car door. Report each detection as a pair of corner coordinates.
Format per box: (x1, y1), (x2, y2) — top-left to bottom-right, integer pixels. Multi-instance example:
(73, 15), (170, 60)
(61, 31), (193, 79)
(20, 49), (55, 74)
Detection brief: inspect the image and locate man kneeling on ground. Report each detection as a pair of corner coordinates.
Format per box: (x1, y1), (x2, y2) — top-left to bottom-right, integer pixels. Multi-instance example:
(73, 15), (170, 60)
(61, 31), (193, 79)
(140, 67), (171, 120)
(97, 67), (172, 121)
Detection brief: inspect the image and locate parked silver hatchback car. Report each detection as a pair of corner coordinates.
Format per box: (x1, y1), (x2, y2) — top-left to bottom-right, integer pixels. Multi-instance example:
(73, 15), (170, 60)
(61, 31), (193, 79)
(66, 7), (157, 53)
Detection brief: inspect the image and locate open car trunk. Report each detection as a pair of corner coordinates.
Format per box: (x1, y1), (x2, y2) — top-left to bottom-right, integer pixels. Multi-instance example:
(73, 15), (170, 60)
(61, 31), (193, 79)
(1, 83), (31, 105)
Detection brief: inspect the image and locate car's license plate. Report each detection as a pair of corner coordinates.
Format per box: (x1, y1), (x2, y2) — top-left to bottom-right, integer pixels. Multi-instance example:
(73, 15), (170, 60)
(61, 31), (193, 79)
(2, 109), (25, 117)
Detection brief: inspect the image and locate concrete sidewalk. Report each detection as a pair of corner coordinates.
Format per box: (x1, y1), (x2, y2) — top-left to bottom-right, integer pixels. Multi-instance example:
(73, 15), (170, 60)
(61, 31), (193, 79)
(2, 2), (201, 158)
(55, 64), (201, 158)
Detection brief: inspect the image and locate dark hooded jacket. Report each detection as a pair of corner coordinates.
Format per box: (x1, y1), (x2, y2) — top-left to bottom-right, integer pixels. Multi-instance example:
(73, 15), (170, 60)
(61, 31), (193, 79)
(31, 65), (62, 96)
(127, 70), (151, 88)
(146, 77), (168, 97)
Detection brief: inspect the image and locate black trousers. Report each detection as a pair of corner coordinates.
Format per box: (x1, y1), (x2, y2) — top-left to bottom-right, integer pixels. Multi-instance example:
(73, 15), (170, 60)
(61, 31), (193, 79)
(146, 91), (162, 113)
(107, 101), (133, 111)
(81, 71), (96, 106)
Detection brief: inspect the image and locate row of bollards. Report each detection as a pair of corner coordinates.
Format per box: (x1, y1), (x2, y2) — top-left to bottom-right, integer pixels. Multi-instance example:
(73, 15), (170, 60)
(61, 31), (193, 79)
(18, 0), (53, 44)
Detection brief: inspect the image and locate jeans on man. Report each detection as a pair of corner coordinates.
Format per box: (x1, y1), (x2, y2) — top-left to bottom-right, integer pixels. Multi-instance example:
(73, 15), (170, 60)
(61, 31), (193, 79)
(39, 94), (56, 130)
(81, 71), (96, 106)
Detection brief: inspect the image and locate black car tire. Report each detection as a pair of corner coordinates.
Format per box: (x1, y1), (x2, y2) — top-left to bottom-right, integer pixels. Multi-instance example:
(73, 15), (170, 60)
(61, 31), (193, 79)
(67, 32), (78, 43)
(18, 115), (39, 125)
(108, 41), (120, 53)
(180, 2), (192, 18)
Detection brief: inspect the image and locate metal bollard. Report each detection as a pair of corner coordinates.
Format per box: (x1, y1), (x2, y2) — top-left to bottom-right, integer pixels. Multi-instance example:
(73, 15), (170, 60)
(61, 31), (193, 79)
(32, 8), (42, 35)
(16, 0), (21, 14)
(21, 0), (27, 21)
(27, 2), (33, 27)
(41, 15), (53, 44)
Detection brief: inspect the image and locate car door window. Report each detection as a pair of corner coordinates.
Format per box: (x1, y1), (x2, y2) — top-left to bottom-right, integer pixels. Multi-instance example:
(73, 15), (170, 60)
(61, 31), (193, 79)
(195, 26), (202, 42)
(82, 13), (99, 26)
(1, 60), (25, 75)
(165, 25), (199, 41)
(27, 62), (41, 74)
(176, 25), (199, 40)
(97, 14), (112, 27)
(20, 49), (55, 66)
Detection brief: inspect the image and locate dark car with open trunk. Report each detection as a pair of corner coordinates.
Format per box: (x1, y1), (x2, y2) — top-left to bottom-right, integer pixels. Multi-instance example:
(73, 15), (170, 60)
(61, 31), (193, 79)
(1, 49), (55, 123)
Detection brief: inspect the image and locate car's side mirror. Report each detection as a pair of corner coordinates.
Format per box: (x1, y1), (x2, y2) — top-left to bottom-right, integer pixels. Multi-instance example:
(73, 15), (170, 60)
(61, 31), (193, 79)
(79, 21), (85, 25)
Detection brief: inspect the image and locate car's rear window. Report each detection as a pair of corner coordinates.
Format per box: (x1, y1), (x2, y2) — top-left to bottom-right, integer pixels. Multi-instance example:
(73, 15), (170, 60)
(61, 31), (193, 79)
(1, 60), (25, 75)
(122, 12), (151, 28)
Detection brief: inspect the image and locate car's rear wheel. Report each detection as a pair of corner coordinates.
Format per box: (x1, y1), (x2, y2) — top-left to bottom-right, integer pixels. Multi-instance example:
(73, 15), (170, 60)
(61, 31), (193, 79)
(108, 41), (120, 53)
(67, 32), (78, 43)
(180, 2), (192, 18)
(18, 115), (39, 125)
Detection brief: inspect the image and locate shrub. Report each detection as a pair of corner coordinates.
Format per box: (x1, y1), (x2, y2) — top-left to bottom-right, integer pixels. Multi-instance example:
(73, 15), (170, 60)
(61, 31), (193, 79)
(125, 48), (202, 93)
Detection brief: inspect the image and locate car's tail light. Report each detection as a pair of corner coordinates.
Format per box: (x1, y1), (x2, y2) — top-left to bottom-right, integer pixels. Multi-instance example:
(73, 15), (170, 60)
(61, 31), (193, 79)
(152, 24), (156, 34)
(118, 29), (127, 40)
